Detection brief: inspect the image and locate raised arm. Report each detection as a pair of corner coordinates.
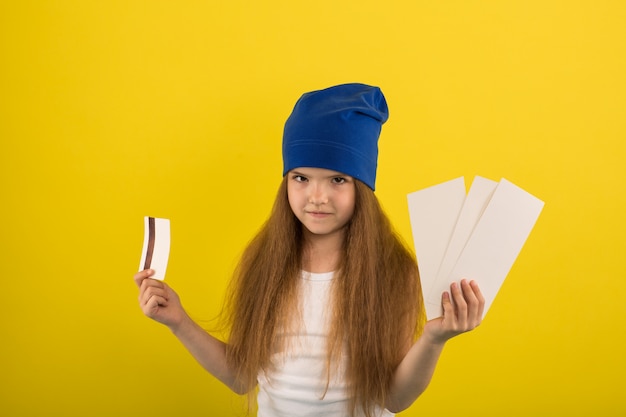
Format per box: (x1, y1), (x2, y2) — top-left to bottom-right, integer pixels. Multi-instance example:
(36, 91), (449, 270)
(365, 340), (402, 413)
(386, 279), (485, 413)
(134, 269), (254, 395)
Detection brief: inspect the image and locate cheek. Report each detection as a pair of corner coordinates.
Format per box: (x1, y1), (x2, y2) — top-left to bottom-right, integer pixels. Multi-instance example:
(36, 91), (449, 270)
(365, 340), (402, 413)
(346, 201), (356, 220)
(286, 185), (300, 213)
(340, 190), (356, 218)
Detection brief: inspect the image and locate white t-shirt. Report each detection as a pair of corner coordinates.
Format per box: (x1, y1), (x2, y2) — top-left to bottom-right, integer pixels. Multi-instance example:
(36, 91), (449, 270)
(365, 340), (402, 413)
(256, 271), (394, 417)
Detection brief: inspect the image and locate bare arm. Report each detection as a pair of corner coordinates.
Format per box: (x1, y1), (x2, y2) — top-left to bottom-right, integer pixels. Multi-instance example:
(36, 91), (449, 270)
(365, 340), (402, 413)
(386, 279), (485, 413)
(134, 269), (254, 395)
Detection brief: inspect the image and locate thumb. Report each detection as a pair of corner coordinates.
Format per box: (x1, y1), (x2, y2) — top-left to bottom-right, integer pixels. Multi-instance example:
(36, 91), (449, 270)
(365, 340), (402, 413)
(441, 290), (454, 318)
(133, 269), (155, 288)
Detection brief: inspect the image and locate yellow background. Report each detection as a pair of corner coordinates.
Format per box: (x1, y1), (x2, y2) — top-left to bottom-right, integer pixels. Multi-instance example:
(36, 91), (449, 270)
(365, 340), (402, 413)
(1, 1), (625, 416)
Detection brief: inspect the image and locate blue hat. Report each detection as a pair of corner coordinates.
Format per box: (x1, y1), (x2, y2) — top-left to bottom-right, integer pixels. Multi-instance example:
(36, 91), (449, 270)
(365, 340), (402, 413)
(282, 83), (389, 190)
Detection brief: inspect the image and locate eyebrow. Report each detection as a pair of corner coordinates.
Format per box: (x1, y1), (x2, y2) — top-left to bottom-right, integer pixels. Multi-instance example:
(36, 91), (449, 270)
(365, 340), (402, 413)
(291, 170), (352, 179)
(290, 170), (307, 176)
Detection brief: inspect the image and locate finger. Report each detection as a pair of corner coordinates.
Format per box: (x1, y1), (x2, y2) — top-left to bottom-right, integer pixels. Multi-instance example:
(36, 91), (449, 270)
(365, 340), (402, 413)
(140, 284), (168, 306)
(144, 294), (169, 316)
(450, 281), (468, 328)
(134, 269), (155, 288)
(140, 276), (166, 295)
(441, 290), (454, 319)
(469, 280), (486, 325)
(460, 279), (478, 307)
(460, 279), (480, 328)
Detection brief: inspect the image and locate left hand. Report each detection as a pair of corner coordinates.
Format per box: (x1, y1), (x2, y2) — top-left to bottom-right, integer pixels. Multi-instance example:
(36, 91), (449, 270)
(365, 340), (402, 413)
(423, 279), (485, 345)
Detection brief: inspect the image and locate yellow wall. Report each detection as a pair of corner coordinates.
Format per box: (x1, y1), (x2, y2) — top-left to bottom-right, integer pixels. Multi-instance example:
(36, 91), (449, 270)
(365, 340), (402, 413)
(1, 1), (624, 416)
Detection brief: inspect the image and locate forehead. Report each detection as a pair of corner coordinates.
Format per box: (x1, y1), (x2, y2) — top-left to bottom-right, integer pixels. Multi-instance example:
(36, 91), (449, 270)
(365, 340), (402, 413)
(290, 167), (352, 178)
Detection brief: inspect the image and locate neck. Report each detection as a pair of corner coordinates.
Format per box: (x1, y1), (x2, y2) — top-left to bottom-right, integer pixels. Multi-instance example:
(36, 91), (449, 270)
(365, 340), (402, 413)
(301, 228), (344, 273)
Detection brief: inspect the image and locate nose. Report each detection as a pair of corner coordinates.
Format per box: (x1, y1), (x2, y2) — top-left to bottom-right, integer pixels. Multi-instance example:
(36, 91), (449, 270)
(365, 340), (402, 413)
(308, 182), (328, 205)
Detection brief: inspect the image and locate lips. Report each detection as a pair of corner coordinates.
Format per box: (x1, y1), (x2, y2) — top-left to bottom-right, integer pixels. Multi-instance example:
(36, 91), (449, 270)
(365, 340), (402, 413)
(306, 211), (332, 218)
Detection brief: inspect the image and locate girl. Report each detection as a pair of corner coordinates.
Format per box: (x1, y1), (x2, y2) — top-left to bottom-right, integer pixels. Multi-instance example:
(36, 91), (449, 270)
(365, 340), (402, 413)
(134, 83), (484, 417)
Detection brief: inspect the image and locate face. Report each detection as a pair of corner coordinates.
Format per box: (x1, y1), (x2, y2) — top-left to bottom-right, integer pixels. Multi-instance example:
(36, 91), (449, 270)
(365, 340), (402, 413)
(287, 167), (356, 241)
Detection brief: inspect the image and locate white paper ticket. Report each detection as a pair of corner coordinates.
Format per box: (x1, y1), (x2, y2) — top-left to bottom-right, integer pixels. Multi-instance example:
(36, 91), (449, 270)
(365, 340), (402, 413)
(408, 177), (544, 320)
(138, 216), (170, 280)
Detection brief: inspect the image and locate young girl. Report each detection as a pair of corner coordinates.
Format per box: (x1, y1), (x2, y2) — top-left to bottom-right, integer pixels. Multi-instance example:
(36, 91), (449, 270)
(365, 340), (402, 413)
(134, 83), (485, 417)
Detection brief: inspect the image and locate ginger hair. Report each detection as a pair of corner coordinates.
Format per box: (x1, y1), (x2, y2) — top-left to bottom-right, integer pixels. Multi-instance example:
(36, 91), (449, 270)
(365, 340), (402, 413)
(224, 177), (423, 416)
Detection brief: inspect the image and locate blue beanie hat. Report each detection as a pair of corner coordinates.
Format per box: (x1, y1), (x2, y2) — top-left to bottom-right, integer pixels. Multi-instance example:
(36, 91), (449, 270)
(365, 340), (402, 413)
(282, 83), (389, 190)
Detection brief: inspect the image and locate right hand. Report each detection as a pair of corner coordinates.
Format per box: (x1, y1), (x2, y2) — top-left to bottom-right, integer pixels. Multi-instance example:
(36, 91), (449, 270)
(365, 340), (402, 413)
(134, 269), (188, 330)
(422, 279), (484, 345)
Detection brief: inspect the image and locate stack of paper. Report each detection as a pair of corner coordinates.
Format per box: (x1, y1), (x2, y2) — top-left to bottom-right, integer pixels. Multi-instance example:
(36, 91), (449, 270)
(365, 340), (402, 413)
(407, 177), (544, 320)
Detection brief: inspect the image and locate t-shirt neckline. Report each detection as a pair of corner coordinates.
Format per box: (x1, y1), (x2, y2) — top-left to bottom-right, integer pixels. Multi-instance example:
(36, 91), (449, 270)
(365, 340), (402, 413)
(301, 270), (335, 281)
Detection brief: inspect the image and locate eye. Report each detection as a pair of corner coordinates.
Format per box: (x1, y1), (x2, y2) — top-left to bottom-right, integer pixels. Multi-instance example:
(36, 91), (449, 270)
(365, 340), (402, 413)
(292, 174), (308, 182)
(331, 177), (347, 184)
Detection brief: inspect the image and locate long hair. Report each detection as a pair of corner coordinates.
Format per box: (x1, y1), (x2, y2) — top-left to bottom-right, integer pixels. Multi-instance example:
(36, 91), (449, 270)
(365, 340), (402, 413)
(224, 177), (423, 416)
